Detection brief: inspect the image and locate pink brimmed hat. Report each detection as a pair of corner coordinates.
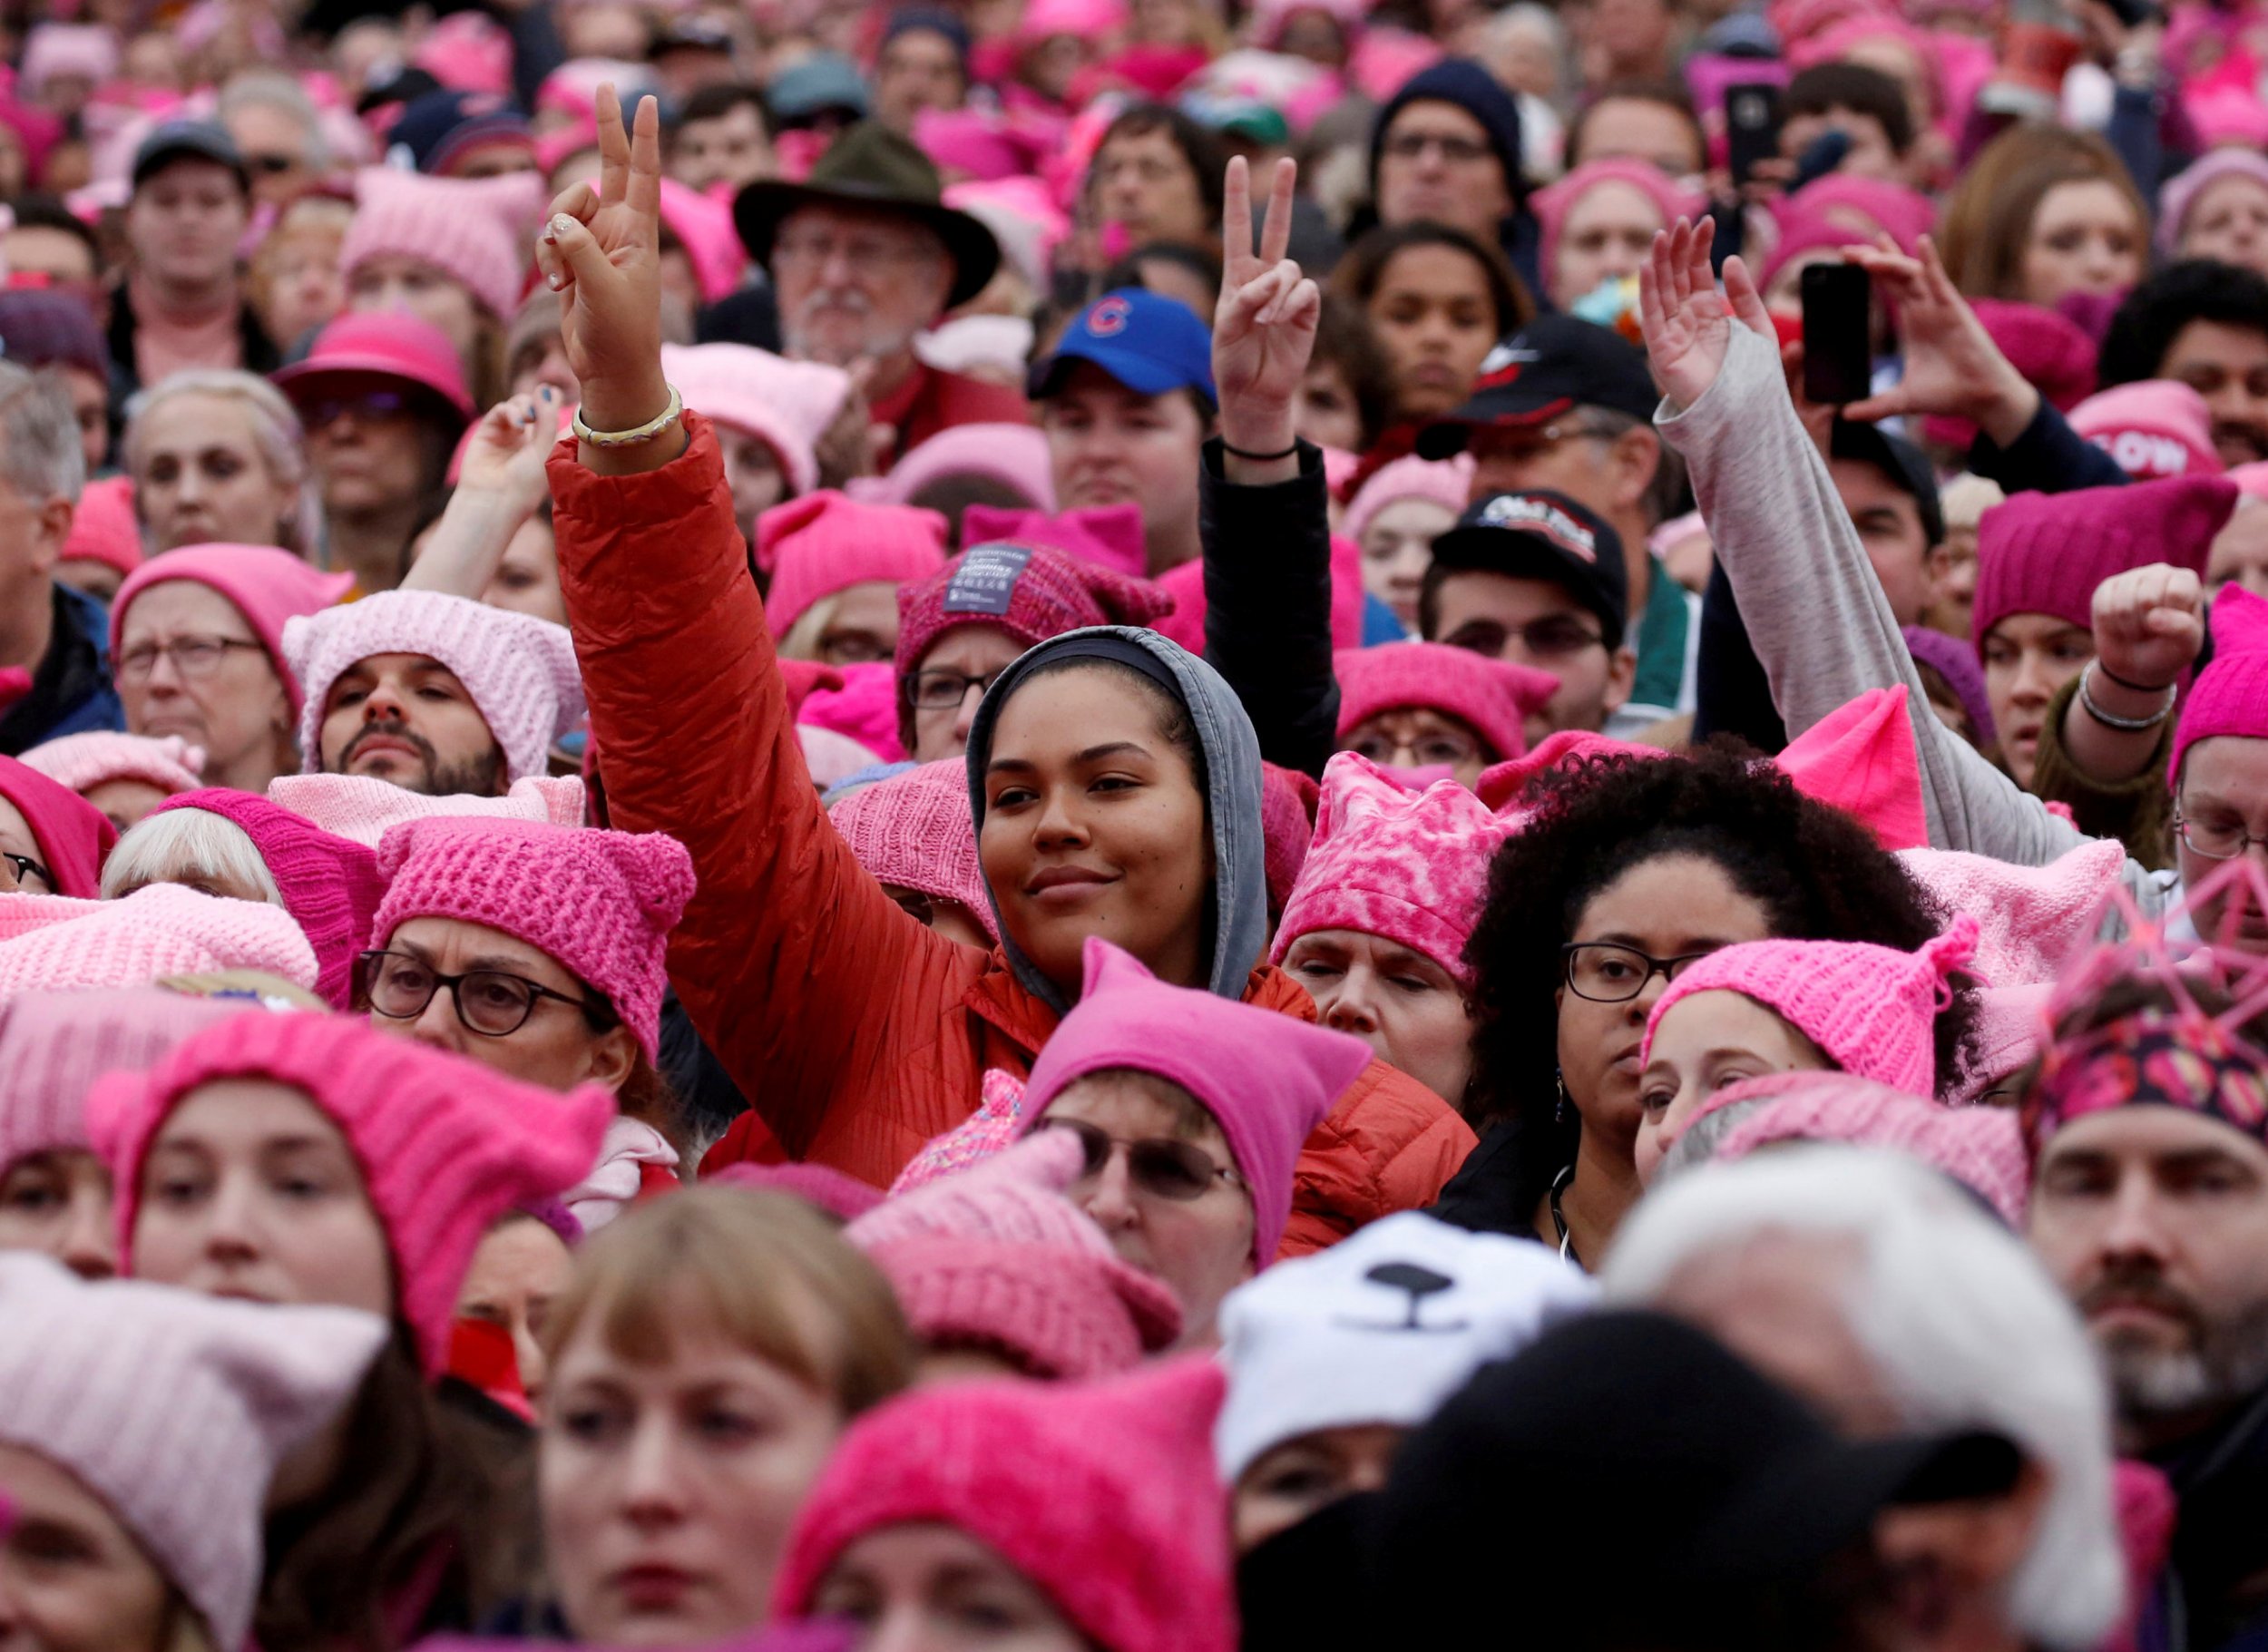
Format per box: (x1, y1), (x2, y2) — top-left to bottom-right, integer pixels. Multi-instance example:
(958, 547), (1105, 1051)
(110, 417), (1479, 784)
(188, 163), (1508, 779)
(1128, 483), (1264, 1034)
(273, 309), (474, 425)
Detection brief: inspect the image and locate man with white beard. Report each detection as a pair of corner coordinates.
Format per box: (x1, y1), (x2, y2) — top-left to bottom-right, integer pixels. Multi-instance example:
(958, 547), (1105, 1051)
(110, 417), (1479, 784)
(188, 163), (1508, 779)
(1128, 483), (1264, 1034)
(731, 121), (1028, 471)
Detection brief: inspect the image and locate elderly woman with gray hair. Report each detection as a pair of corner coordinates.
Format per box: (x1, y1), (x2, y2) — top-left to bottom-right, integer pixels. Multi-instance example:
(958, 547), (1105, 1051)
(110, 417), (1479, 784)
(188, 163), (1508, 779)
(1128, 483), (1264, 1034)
(122, 369), (322, 560)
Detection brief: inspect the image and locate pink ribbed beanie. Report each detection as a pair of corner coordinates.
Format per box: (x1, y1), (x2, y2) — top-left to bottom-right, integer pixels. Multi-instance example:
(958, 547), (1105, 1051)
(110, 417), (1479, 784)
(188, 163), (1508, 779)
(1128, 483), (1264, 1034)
(0, 986), (249, 1174)
(22, 730), (202, 799)
(1342, 454), (1473, 548)
(961, 504), (1149, 580)
(826, 758), (996, 942)
(0, 1254), (387, 1652)
(61, 474), (141, 581)
(2172, 583), (2268, 787)
(112, 544), (356, 718)
(1334, 642), (1557, 767)
(2070, 381), (2224, 481)
(894, 543), (1174, 674)
(773, 1356), (1234, 1652)
(1273, 753), (1521, 988)
(372, 816), (696, 1059)
(757, 492), (950, 640)
(0, 885), (318, 996)
(847, 1130), (1182, 1378)
(266, 772), (587, 848)
(89, 1011), (615, 1373)
(1643, 916), (1981, 1098)
(338, 165), (532, 319)
(1019, 937), (1373, 1266)
(1973, 475), (2237, 645)
(662, 342), (847, 499)
(282, 589), (586, 783)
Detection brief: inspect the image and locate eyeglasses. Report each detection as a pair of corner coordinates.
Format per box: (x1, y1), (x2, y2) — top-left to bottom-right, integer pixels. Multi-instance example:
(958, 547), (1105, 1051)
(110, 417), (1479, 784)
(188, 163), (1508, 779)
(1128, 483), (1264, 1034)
(357, 950), (595, 1038)
(1040, 1117), (1245, 1200)
(1346, 728), (1484, 769)
(304, 390), (410, 429)
(904, 666), (1007, 710)
(0, 852), (52, 894)
(1442, 616), (1605, 660)
(117, 636), (266, 683)
(1471, 418), (1618, 461)
(1381, 132), (1495, 165)
(1562, 943), (1718, 1003)
(773, 230), (940, 271)
(2174, 813), (2268, 862)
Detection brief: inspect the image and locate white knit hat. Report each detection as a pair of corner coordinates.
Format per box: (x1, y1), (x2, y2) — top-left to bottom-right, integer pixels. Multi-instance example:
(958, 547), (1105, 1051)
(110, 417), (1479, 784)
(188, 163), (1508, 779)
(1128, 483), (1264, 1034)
(281, 590), (586, 784)
(0, 1253), (387, 1651)
(1213, 1211), (1598, 1485)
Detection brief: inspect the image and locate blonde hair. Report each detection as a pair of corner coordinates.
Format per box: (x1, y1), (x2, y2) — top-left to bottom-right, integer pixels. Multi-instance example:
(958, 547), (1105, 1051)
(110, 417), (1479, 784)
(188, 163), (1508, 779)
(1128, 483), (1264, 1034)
(776, 591), (843, 663)
(100, 809), (285, 905)
(121, 371), (323, 558)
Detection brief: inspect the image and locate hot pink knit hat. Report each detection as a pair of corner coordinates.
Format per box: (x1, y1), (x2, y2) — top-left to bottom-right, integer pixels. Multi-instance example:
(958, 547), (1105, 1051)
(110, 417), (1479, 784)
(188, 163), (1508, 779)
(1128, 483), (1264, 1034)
(89, 1011), (614, 1373)
(1786, 174), (1936, 255)
(0, 986), (249, 1174)
(372, 816), (695, 1059)
(756, 492), (950, 640)
(961, 503), (1148, 580)
(2172, 582), (2268, 787)
(1773, 683), (1928, 852)
(1273, 753), (1520, 987)
(112, 544), (355, 718)
(655, 175), (748, 305)
(1972, 475), (2236, 646)
(661, 342), (847, 500)
(1921, 299), (2098, 454)
(847, 1129), (1182, 1378)
(1019, 937), (1373, 1266)
(1153, 533), (1366, 653)
(1261, 761), (1317, 916)
(0, 754), (114, 897)
(894, 543), (1174, 675)
(1532, 160), (1706, 296)
(146, 789), (386, 1010)
(22, 730), (202, 799)
(773, 1355), (1234, 1652)
(337, 165), (533, 320)
(60, 473), (141, 580)
(281, 589), (586, 783)
(266, 772), (587, 848)
(0, 1254), (387, 1652)
(858, 421), (1056, 513)
(0, 885), (317, 996)
(2070, 381), (2224, 482)
(1342, 454), (1473, 548)
(1334, 643), (1557, 767)
(1644, 916), (1980, 1098)
(826, 758), (996, 942)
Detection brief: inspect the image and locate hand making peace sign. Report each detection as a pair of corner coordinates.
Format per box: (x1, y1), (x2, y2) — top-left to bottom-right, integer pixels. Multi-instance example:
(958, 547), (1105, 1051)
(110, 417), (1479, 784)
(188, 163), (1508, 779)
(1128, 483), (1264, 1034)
(1213, 154), (1322, 472)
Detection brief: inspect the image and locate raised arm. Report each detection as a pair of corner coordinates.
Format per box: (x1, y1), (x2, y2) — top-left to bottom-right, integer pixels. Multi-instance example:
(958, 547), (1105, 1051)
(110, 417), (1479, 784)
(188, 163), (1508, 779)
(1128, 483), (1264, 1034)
(401, 390), (558, 599)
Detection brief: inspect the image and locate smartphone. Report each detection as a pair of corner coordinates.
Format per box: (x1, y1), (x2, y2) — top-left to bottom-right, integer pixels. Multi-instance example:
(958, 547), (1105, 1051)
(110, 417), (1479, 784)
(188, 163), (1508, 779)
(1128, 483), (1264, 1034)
(1791, 127), (1853, 191)
(1724, 82), (1782, 191)
(1801, 263), (1872, 406)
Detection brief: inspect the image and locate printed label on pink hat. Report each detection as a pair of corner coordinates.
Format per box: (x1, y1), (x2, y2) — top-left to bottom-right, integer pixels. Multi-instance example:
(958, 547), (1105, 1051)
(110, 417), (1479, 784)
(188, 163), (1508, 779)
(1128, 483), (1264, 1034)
(945, 543), (1035, 615)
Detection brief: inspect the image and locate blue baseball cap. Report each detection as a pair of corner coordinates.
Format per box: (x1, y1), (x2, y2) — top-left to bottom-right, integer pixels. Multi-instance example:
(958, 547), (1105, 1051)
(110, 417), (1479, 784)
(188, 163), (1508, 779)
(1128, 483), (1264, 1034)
(1032, 288), (1217, 406)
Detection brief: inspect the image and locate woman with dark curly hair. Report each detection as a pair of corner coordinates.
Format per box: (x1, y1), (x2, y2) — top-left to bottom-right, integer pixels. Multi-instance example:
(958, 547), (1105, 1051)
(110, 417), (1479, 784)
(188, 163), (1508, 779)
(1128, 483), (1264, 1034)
(1435, 745), (1976, 1266)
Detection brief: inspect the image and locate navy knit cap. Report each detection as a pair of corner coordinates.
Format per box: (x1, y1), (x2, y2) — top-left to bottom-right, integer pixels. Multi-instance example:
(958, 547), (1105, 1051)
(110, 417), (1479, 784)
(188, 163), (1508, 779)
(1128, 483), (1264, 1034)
(386, 89), (532, 177)
(1369, 58), (1526, 205)
(883, 7), (973, 73)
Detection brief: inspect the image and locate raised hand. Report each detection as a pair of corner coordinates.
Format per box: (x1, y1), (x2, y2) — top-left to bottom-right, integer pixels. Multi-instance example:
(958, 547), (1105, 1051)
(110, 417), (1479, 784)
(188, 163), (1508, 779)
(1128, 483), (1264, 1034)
(457, 388), (560, 514)
(1213, 154), (1320, 464)
(2093, 563), (2206, 695)
(535, 84), (669, 435)
(1637, 217), (1748, 410)
(1839, 235), (2037, 446)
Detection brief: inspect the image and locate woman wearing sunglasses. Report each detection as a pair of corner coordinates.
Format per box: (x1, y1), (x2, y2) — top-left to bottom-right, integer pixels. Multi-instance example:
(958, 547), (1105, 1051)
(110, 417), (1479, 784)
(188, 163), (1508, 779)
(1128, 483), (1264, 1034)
(0, 752), (114, 896)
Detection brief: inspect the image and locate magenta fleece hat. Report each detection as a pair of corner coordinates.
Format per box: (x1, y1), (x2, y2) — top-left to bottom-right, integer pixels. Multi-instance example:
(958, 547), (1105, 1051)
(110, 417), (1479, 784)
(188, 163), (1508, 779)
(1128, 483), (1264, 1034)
(272, 309), (474, 425)
(655, 175), (748, 304)
(1972, 475), (2237, 646)
(662, 342), (847, 498)
(1018, 937), (1374, 1266)
(1644, 916), (1980, 1098)
(894, 542), (1175, 675)
(0, 986), (249, 1176)
(2173, 582), (2268, 787)
(1334, 642), (1557, 766)
(111, 544), (355, 719)
(756, 492), (950, 640)
(373, 816), (695, 1060)
(2070, 381), (2224, 482)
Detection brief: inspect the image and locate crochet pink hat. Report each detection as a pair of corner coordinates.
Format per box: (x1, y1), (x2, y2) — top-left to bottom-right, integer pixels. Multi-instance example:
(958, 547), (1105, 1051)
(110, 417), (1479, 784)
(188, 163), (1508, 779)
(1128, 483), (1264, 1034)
(1644, 916), (1980, 1098)
(147, 789), (386, 1010)
(272, 309), (474, 425)
(1342, 454), (1473, 547)
(1273, 753), (1520, 988)
(1773, 684), (1928, 852)
(282, 589), (586, 783)
(847, 1130), (1182, 1377)
(773, 1356), (1234, 1652)
(1532, 160), (1706, 295)
(112, 544), (355, 718)
(757, 492), (950, 640)
(373, 816), (693, 1059)
(857, 422), (1056, 513)
(894, 543), (1174, 675)
(0, 1254), (386, 1652)
(661, 342), (847, 500)
(22, 730), (202, 799)
(266, 772), (587, 848)
(1019, 937), (1373, 1266)
(60, 474), (141, 580)
(1896, 839), (2126, 987)
(1334, 643), (1557, 767)
(2157, 149), (2268, 258)
(0, 986), (249, 1174)
(2173, 583), (2268, 787)
(337, 165), (533, 321)
(89, 1011), (614, 1373)
(826, 758), (996, 942)
(2070, 381), (2224, 481)
(1973, 475), (2236, 646)
(962, 503), (1149, 580)
(0, 885), (318, 996)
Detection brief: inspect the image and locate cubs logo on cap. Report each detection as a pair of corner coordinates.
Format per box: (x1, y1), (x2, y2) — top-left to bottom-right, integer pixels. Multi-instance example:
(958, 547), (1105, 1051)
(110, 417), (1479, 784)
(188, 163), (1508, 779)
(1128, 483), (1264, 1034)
(1086, 295), (1132, 337)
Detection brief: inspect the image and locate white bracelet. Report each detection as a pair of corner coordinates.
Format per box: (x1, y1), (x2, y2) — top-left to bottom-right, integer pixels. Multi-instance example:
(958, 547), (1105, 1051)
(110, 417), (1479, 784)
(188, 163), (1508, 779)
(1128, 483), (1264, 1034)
(572, 385), (683, 449)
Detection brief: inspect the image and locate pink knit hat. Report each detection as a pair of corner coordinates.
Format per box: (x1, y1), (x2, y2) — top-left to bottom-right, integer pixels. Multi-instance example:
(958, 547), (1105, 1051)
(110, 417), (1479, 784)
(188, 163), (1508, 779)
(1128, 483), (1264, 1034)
(847, 1129), (1182, 1377)
(272, 309), (474, 425)
(59, 473), (141, 580)
(826, 758), (996, 942)
(266, 771), (587, 848)
(654, 175), (747, 305)
(1272, 752), (1521, 988)
(2157, 149), (2268, 259)
(962, 503), (1148, 580)
(2070, 381), (2224, 482)
(0, 753), (114, 898)
(757, 493), (950, 641)
(1953, 982), (2055, 1106)
(1153, 533), (1367, 654)
(282, 589), (586, 783)
(1334, 643), (1557, 767)
(1261, 761), (1318, 916)
(1342, 454), (1473, 548)
(661, 342), (847, 500)
(1644, 916), (1980, 1098)
(0, 985), (249, 1174)
(337, 165), (533, 321)
(0, 885), (318, 997)
(2173, 582), (2268, 787)
(1773, 683), (1928, 851)
(1019, 937), (1373, 1266)
(112, 544), (356, 719)
(894, 543), (1174, 675)
(147, 789), (386, 1010)
(857, 421), (1056, 513)
(1973, 476), (2237, 647)
(1532, 160), (1706, 297)
(773, 1356), (1234, 1652)
(1786, 174), (1936, 256)
(372, 816), (695, 1059)
(1896, 839), (2126, 987)
(0, 1254), (387, 1652)
(797, 661), (905, 762)
(1922, 300), (2098, 454)
(22, 730), (202, 799)
(89, 1011), (614, 1373)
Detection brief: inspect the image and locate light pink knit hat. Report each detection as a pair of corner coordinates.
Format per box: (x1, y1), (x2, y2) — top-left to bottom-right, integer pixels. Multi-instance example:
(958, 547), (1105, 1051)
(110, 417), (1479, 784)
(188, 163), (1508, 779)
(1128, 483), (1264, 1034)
(0, 986), (249, 1175)
(1643, 916), (1981, 1098)
(0, 885), (318, 997)
(826, 758), (996, 943)
(1896, 839), (2126, 987)
(0, 1253), (387, 1652)
(21, 730), (203, 799)
(2070, 381), (2224, 482)
(1272, 752), (1520, 987)
(281, 589), (586, 783)
(757, 492), (950, 640)
(1334, 643), (1557, 767)
(1342, 453), (1473, 547)
(662, 341), (848, 499)
(857, 421), (1056, 513)
(111, 544), (356, 718)
(1531, 160), (1706, 297)
(337, 165), (533, 320)
(89, 1011), (614, 1373)
(847, 1129), (1182, 1378)
(267, 772), (588, 848)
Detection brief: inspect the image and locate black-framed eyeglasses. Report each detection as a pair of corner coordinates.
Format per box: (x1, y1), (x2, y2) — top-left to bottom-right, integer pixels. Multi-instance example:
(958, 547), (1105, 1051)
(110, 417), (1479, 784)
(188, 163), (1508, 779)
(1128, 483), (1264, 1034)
(1040, 1117), (1245, 1201)
(116, 636), (266, 683)
(1561, 942), (1717, 1003)
(904, 666), (1006, 711)
(2174, 812), (2268, 862)
(0, 852), (52, 894)
(1443, 615), (1606, 660)
(305, 389), (410, 429)
(356, 950), (594, 1038)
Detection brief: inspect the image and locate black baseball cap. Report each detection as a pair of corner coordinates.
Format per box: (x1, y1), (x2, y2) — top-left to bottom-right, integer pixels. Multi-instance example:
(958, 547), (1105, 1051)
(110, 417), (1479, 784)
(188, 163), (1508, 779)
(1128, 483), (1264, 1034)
(1427, 487), (1630, 650)
(1416, 314), (1658, 459)
(1832, 416), (1945, 547)
(131, 120), (249, 193)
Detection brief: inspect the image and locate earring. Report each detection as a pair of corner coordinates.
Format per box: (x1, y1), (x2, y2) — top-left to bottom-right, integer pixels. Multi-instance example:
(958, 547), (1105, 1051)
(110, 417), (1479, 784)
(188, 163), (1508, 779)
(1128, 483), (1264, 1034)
(1554, 1069), (1569, 1127)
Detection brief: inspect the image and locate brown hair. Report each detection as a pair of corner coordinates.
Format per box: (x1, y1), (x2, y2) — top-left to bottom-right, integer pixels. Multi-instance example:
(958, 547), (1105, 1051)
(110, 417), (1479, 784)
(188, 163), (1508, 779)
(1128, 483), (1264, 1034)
(1935, 126), (2146, 302)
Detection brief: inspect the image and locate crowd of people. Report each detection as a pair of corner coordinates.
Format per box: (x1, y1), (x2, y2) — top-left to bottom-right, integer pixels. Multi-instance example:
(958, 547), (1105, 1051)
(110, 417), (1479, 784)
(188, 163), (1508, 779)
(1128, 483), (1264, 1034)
(10, 0), (2268, 1649)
